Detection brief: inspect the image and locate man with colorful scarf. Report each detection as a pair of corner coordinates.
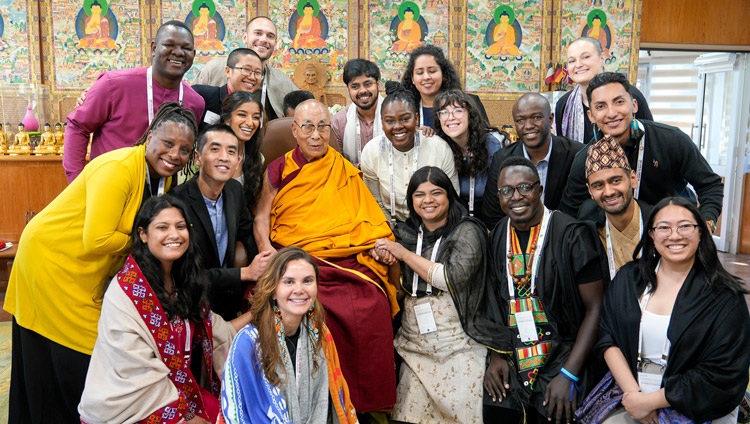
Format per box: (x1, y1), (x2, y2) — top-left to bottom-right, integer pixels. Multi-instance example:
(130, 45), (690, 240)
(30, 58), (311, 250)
(559, 72), (723, 230)
(253, 100), (399, 414)
(471, 157), (606, 424)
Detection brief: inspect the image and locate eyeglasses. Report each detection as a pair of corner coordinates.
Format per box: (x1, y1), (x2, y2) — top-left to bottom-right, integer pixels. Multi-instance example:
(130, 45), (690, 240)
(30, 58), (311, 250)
(294, 121), (331, 135)
(229, 67), (263, 79)
(650, 224), (700, 239)
(498, 181), (540, 199)
(436, 107), (466, 121)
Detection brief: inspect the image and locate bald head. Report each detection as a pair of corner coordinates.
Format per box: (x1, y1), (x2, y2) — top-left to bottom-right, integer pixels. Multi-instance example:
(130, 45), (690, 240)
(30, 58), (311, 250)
(292, 100), (331, 161)
(512, 93), (553, 150)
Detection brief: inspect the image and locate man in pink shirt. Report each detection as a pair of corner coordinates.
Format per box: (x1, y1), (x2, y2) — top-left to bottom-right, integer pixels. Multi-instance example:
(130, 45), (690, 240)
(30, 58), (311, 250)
(63, 20), (206, 182)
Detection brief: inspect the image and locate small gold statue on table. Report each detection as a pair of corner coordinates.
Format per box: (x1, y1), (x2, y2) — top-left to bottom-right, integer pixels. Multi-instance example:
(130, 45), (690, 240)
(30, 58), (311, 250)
(8, 123), (31, 155)
(36, 123), (59, 155)
(54, 122), (65, 155)
(0, 123), (8, 155)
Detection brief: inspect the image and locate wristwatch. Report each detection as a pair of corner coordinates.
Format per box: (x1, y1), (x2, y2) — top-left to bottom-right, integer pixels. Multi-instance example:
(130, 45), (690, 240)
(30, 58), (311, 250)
(706, 220), (717, 233)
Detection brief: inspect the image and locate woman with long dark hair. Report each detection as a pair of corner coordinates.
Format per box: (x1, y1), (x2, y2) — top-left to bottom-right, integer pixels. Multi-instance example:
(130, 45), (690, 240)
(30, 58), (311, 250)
(220, 246), (357, 424)
(5, 102), (198, 422)
(401, 44), (489, 128)
(79, 196), (250, 423)
(434, 89), (507, 220)
(577, 197), (749, 423)
(221, 91), (265, 212)
(373, 166), (488, 423)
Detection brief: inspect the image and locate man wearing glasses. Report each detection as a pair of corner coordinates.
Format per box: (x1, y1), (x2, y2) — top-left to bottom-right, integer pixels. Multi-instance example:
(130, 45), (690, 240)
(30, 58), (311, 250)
(193, 48), (264, 129)
(253, 100), (399, 415)
(195, 16), (297, 120)
(473, 156), (606, 424)
(482, 93), (584, 229)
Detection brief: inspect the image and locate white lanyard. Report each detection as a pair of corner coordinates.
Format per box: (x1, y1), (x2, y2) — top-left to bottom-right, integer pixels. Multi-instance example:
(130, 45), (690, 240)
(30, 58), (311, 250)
(387, 133), (420, 221)
(633, 120), (646, 199)
(146, 67), (183, 124)
(637, 278), (671, 367)
(145, 160), (166, 196)
(419, 100), (424, 126)
(412, 226), (442, 296)
(505, 208), (551, 300)
(604, 214), (643, 279)
(260, 73), (268, 128)
(468, 175), (476, 216)
(355, 116), (362, 165)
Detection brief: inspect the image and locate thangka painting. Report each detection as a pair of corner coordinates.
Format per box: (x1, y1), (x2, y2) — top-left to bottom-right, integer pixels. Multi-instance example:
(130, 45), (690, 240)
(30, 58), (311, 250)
(44, 0), (146, 91)
(160, 0), (248, 82)
(465, 0), (549, 95)
(0, 0), (37, 84)
(366, 0), (450, 83)
(557, 0), (641, 86)
(268, 0), (349, 84)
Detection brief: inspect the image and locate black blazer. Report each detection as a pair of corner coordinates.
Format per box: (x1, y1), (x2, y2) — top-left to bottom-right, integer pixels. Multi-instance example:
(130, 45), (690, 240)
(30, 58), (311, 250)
(172, 176), (255, 320)
(481, 135), (585, 229)
(192, 84), (229, 131)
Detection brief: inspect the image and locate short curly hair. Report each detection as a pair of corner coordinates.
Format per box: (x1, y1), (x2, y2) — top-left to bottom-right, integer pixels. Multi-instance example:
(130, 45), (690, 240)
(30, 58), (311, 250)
(401, 45), (462, 104)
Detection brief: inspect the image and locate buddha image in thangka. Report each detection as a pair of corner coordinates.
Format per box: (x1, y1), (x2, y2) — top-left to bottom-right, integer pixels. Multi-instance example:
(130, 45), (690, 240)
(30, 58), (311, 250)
(581, 9), (614, 62)
(485, 5), (523, 59)
(186, 0), (226, 52)
(75, 0), (119, 53)
(289, 0), (329, 54)
(0, 12), (5, 51)
(389, 1), (428, 54)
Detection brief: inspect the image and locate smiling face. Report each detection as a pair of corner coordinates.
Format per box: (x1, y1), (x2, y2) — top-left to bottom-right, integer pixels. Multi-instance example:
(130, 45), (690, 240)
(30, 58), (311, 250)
(587, 167), (636, 216)
(242, 18), (278, 62)
(412, 54), (443, 101)
(566, 39), (606, 85)
(382, 100), (418, 152)
(498, 165), (544, 231)
(649, 204), (700, 267)
(150, 25), (195, 85)
(139, 207), (189, 271)
(196, 130), (239, 185)
(346, 75), (379, 111)
(292, 101), (331, 161)
(226, 53), (263, 93)
(145, 122), (194, 177)
(436, 102), (469, 143)
(412, 181), (449, 231)
(587, 82), (638, 145)
(274, 259), (318, 329)
(512, 96), (552, 151)
(226, 101), (262, 143)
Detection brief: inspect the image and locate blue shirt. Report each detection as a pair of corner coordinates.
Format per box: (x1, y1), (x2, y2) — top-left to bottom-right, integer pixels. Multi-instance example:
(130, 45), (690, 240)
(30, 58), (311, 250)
(523, 137), (553, 203)
(458, 131), (505, 216)
(202, 193), (228, 266)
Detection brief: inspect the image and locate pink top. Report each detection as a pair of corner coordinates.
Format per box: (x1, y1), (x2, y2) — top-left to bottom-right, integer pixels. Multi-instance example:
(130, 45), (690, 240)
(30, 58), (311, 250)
(63, 67), (205, 182)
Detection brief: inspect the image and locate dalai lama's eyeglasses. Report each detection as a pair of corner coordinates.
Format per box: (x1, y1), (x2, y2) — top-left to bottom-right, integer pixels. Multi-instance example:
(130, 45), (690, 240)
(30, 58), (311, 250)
(294, 121), (331, 135)
(498, 181), (539, 199)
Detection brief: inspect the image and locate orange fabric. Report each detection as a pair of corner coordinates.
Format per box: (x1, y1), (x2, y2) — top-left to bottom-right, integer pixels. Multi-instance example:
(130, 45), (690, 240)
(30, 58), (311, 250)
(270, 147), (399, 316)
(322, 325), (358, 423)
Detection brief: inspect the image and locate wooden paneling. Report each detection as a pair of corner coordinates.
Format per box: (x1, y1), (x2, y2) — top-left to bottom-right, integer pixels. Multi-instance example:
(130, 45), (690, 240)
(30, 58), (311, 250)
(0, 156), (68, 242)
(641, 0), (750, 47)
(740, 174), (750, 254)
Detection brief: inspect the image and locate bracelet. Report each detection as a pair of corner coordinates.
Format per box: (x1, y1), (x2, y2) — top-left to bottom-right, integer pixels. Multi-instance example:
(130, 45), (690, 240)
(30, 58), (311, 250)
(560, 367), (580, 382)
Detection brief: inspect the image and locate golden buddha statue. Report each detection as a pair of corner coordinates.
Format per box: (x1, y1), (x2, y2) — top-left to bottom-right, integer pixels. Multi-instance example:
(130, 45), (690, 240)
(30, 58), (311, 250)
(54, 122), (65, 155)
(9, 123), (32, 155)
(0, 123), (8, 155)
(36, 123), (58, 155)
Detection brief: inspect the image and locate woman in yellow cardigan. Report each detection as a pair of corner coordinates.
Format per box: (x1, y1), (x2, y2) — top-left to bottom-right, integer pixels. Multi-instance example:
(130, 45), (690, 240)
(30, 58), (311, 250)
(4, 102), (198, 424)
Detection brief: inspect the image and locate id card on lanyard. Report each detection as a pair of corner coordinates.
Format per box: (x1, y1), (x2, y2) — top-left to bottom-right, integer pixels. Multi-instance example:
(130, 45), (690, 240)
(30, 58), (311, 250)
(636, 277), (671, 394)
(506, 208), (551, 343)
(412, 226), (441, 334)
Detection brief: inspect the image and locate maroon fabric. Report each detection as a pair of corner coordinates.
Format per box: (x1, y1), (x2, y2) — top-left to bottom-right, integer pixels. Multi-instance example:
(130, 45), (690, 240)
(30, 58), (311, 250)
(312, 255), (397, 412)
(266, 146), (309, 190)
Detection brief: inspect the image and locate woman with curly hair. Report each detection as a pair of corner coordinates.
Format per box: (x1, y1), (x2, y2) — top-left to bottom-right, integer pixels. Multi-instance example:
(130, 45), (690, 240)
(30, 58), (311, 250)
(220, 246), (357, 424)
(79, 195), (251, 424)
(221, 91), (265, 212)
(434, 89), (507, 221)
(401, 44), (489, 128)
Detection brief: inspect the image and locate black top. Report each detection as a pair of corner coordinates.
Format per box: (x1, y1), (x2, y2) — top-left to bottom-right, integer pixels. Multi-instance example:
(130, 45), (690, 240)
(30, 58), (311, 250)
(554, 85), (653, 145)
(192, 84), (230, 132)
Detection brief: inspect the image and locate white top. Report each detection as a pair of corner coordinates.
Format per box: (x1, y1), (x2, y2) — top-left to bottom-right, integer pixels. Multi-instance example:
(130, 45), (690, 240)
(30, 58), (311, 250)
(641, 309), (671, 363)
(361, 133), (459, 222)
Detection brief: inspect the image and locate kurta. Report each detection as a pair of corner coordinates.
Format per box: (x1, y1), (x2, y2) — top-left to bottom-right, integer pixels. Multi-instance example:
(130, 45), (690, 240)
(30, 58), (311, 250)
(63, 67), (205, 182)
(267, 146), (398, 412)
(4, 144), (171, 355)
(78, 257), (236, 424)
(467, 212), (607, 415)
(392, 217), (488, 424)
(360, 134), (459, 222)
(595, 263), (750, 422)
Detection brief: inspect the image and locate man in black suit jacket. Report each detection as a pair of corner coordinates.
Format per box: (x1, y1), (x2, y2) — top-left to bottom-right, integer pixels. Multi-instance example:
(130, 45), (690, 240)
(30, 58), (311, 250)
(482, 93), (584, 229)
(192, 48), (264, 129)
(172, 124), (271, 320)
